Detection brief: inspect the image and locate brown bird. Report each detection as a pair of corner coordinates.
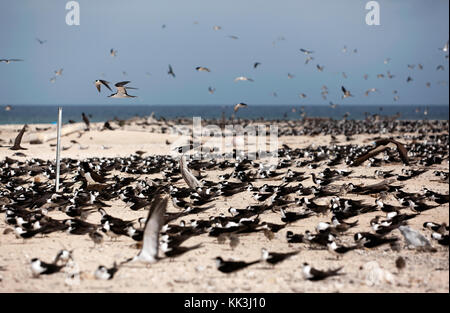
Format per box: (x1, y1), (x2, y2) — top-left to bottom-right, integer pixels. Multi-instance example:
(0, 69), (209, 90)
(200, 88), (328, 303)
(352, 138), (409, 166)
(10, 124), (28, 150)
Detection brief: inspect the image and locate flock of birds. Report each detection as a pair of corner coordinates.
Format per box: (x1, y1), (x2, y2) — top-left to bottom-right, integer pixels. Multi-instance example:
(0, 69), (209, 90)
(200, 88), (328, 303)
(0, 114), (448, 285)
(0, 22), (448, 290)
(1, 30), (448, 108)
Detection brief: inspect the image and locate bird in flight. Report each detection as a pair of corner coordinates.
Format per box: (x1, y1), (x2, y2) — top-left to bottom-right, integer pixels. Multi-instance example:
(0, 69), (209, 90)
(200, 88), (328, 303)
(0, 59), (23, 64)
(54, 68), (63, 76)
(300, 48), (314, 55)
(234, 103), (248, 113)
(365, 88), (379, 96)
(108, 81), (138, 98)
(439, 40), (448, 52)
(208, 86), (215, 94)
(234, 76), (254, 82)
(168, 65), (176, 78)
(316, 64), (324, 72)
(196, 66), (211, 72)
(253, 62), (261, 69)
(213, 25), (222, 31)
(36, 38), (47, 45)
(110, 49), (117, 57)
(95, 80), (112, 93)
(341, 86), (353, 99)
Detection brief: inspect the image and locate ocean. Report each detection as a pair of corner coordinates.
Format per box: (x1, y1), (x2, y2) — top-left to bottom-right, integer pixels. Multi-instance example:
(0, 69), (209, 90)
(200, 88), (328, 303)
(0, 104), (448, 125)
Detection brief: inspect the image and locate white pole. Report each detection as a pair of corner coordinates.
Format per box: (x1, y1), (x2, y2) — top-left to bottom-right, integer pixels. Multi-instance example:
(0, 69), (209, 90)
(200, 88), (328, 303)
(55, 107), (62, 192)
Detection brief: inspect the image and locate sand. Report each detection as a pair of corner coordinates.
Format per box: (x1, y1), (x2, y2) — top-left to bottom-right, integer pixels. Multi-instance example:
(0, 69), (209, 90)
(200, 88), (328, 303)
(0, 121), (448, 293)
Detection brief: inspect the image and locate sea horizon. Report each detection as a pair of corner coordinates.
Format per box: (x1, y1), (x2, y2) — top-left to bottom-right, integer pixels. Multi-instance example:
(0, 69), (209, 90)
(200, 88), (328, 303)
(1, 104), (448, 125)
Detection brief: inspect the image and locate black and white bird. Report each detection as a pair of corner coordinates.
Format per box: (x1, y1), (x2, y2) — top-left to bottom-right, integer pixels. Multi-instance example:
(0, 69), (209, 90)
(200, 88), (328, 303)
(302, 263), (343, 281)
(30, 258), (65, 277)
(108, 81), (137, 98)
(261, 248), (299, 266)
(215, 257), (259, 274)
(95, 80), (112, 93)
(95, 262), (119, 280)
(341, 86), (353, 99)
(196, 66), (210, 72)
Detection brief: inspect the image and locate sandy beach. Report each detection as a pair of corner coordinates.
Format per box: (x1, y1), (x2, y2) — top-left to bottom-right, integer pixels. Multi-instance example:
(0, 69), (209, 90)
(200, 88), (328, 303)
(0, 117), (448, 293)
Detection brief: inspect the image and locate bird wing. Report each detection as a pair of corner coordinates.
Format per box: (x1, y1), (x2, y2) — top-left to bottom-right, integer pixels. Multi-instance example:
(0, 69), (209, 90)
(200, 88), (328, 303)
(180, 154), (203, 189)
(341, 86), (347, 94)
(140, 195), (168, 260)
(100, 80), (112, 91)
(12, 124), (27, 148)
(115, 81), (130, 87)
(352, 145), (389, 166)
(390, 139), (409, 165)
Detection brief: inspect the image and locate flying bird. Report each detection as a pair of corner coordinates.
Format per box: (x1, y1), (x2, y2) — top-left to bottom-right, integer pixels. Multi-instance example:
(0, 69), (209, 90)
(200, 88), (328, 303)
(94, 80), (112, 93)
(253, 62), (261, 69)
(439, 40), (448, 52)
(300, 48), (314, 55)
(316, 64), (324, 72)
(54, 69), (63, 76)
(168, 65), (176, 78)
(0, 59), (23, 64)
(110, 49), (117, 57)
(36, 38), (47, 44)
(208, 86), (215, 94)
(234, 76), (254, 82)
(341, 86), (353, 99)
(196, 66), (211, 72)
(234, 102), (248, 113)
(365, 88), (379, 96)
(108, 81), (137, 98)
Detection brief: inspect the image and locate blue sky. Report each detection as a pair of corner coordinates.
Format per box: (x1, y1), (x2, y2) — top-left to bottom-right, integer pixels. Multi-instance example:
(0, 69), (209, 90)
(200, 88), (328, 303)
(0, 0), (448, 105)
